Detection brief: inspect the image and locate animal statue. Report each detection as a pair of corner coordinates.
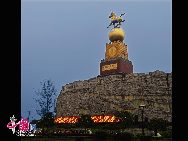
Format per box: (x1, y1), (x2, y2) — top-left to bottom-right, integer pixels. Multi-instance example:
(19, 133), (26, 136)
(107, 12), (126, 28)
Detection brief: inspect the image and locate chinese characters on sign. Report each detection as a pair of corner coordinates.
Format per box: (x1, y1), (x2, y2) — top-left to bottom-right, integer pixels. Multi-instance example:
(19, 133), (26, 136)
(7, 115), (36, 136)
(102, 63), (117, 71)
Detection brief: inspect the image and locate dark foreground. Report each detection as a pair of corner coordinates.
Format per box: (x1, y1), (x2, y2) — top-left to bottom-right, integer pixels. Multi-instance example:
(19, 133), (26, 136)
(21, 136), (172, 141)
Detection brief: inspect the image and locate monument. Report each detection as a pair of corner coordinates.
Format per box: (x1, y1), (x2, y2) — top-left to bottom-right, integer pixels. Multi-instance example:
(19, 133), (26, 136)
(55, 12), (172, 123)
(100, 12), (133, 76)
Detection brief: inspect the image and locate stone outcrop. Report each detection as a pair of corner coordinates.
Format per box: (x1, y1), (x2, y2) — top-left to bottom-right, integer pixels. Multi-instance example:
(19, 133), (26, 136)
(56, 70), (172, 121)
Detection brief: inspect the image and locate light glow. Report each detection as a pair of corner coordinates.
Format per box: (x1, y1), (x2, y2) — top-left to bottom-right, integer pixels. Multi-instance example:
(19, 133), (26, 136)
(91, 115), (120, 123)
(54, 115), (120, 124)
(54, 116), (80, 124)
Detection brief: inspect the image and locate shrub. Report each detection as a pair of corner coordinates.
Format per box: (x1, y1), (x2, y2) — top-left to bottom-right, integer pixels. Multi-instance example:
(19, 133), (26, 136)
(160, 130), (172, 138)
(114, 132), (134, 141)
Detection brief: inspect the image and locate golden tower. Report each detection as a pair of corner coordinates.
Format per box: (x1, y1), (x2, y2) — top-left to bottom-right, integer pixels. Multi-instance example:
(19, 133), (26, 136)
(100, 12), (133, 76)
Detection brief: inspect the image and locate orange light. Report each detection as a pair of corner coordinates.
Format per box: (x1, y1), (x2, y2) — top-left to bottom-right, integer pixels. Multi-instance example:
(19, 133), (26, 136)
(91, 115), (120, 123)
(55, 115), (120, 124)
(54, 116), (80, 124)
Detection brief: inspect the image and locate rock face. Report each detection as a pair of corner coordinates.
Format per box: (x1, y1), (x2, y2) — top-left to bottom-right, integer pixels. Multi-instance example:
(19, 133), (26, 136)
(56, 70), (172, 121)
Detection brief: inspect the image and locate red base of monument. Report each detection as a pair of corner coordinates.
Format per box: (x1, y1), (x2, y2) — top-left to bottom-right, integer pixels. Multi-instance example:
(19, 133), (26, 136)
(100, 58), (133, 76)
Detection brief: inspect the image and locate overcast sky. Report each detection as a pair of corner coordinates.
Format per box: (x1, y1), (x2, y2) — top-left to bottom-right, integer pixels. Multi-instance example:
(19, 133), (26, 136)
(21, 0), (172, 120)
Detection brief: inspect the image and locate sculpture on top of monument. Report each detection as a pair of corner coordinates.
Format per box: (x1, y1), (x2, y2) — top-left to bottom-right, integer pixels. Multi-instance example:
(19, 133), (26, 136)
(107, 11), (126, 28)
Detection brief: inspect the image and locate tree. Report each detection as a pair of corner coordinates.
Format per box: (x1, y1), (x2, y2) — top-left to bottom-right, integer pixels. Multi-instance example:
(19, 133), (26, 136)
(114, 111), (134, 128)
(35, 80), (57, 117)
(30, 119), (38, 124)
(148, 118), (168, 136)
(37, 112), (55, 128)
(134, 115), (139, 127)
(77, 114), (93, 128)
(36, 112), (55, 136)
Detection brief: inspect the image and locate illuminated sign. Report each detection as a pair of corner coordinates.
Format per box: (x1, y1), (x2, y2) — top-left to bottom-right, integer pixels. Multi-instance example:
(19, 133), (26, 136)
(54, 115), (120, 124)
(91, 115), (120, 123)
(54, 116), (80, 124)
(102, 63), (117, 71)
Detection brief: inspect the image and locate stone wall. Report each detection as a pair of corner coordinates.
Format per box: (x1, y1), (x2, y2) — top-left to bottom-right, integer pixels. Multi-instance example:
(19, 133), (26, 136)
(56, 70), (172, 121)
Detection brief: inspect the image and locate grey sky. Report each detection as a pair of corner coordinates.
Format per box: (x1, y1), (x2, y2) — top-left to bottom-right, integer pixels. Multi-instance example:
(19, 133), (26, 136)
(21, 0), (172, 120)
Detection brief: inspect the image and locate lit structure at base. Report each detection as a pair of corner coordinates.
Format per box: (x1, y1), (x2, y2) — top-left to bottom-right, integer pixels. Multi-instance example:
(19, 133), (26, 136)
(54, 115), (120, 124)
(91, 115), (120, 123)
(54, 116), (80, 124)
